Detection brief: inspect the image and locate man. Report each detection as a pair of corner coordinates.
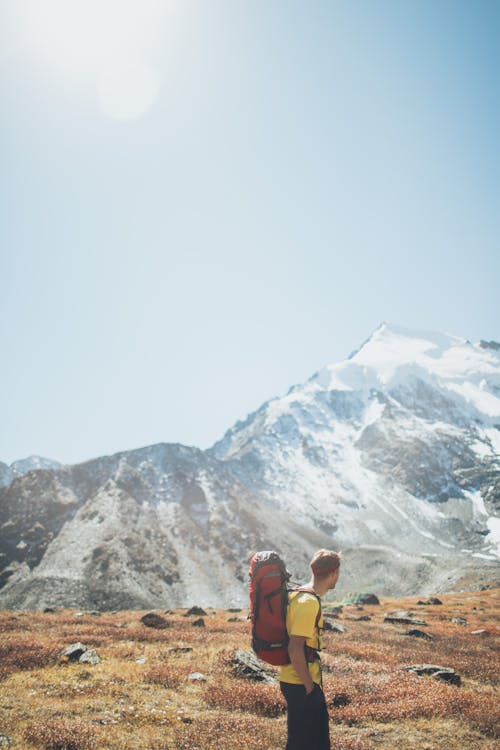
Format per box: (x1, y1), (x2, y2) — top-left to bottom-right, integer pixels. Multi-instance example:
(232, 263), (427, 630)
(279, 549), (341, 750)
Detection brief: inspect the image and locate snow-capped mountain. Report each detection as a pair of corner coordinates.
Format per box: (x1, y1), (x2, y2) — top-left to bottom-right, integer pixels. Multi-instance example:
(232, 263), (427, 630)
(0, 324), (498, 610)
(212, 324), (500, 556)
(0, 456), (62, 488)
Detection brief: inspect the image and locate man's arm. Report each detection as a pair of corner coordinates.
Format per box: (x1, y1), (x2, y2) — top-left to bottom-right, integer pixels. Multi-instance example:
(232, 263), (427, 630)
(288, 635), (315, 694)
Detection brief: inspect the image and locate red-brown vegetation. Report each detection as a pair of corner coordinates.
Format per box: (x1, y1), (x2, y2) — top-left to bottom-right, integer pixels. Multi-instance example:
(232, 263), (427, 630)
(0, 588), (497, 749)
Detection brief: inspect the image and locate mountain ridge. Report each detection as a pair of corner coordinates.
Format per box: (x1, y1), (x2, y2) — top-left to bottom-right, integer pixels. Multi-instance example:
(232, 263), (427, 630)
(1, 323), (499, 609)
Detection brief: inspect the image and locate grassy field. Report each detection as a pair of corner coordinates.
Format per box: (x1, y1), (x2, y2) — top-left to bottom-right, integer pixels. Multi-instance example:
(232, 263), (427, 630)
(0, 588), (498, 749)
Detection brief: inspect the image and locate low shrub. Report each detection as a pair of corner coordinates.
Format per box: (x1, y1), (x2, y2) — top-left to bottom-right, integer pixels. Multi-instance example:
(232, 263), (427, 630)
(204, 679), (285, 718)
(142, 664), (184, 689)
(23, 718), (97, 750)
(0, 639), (61, 671)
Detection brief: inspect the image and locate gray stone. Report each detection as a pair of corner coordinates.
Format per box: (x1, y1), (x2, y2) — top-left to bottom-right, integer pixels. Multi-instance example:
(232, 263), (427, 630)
(451, 617), (467, 626)
(406, 629), (434, 640)
(417, 597), (442, 605)
(232, 650), (276, 683)
(384, 610), (427, 626)
(326, 621), (346, 633)
(79, 649), (100, 665)
(188, 672), (206, 682)
(61, 642), (87, 661)
(406, 664), (461, 686)
(345, 615), (371, 621)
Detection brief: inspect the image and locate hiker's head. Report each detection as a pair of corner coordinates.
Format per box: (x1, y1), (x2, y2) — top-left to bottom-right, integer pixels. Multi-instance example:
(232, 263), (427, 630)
(310, 549), (341, 587)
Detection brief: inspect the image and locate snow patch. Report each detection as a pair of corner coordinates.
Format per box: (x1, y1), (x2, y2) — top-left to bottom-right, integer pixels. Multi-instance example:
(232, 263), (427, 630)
(486, 517), (500, 556)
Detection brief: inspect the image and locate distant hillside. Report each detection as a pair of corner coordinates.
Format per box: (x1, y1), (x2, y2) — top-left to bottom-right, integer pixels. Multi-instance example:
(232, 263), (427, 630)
(1, 324), (499, 610)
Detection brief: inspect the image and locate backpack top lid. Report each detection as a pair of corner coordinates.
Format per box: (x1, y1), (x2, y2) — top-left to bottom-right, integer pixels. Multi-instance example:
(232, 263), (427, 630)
(249, 550), (291, 580)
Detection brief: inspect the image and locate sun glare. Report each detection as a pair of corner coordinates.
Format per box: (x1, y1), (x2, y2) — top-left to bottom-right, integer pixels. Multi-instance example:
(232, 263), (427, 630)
(11, 0), (176, 119)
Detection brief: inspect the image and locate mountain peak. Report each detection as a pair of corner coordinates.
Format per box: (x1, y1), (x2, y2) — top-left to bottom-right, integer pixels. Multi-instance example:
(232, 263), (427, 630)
(311, 324), (500, 421)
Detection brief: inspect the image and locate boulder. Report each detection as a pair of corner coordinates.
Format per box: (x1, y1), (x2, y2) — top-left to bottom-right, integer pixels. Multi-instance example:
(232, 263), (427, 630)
(406, 664), (461, 686)
(184, 606), (207, 617)
(61, 642), (101, 665)
(61, 643), (87, 661)
(406, 629), (434, 641)
(188, 672), (206, 682)
(345, 615), (371, 622)
(192, 618), (205, 627)
(343, 593), (380, 606)
(384, 610), (427, 626)
(79, 649), (101, 665)
(140, 613), (169, 629)
(325, 621), (346, 633)
(451, 617), (467, 626)
(232, 650), (276, 683)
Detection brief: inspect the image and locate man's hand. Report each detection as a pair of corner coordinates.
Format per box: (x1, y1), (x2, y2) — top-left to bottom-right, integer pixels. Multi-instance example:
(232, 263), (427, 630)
(288, 635), (315, 695)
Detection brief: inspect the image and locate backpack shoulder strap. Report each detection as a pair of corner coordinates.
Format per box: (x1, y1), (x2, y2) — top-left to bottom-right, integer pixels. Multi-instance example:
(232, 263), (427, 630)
(290, 587), (322, 645)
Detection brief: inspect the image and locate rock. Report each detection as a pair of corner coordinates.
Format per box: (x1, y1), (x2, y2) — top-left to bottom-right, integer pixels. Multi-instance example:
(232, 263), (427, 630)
(323, 612), (342, 623)
(451, 617), (467, 626)
(471, 629), (487, 636)
(61, 642), (87, 661)
(228, 617), (242, 622)
(43, 607), (56, 613)
(345, 615), (371, 621)
(232, 650), (276, 683)
(184, 606), (207, 617)
(168, 647), (193, 653)
(0, 735), (12, 748)
(79, 649), (101, 665)
(343, 592), (380, 605)
(432, 670), (461, 686)
(140, 613), (169, 629)
(227, 608), (242, 613)
(330, 693), (351, 707)
(326, 621), (346, 633)
(384, 610), (427, 626)
(406, 664), (461, 686)
(192, 618), (205, 627)
(61, 642), (101, 665)
(417, 597), (442, 606)
(406, 629), (434, 640)
(136, 658), (147, 664)
(188, 672), (206, 682)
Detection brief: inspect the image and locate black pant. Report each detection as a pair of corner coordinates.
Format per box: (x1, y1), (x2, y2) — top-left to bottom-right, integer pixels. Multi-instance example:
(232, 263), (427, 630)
(280, 682), (330, 750)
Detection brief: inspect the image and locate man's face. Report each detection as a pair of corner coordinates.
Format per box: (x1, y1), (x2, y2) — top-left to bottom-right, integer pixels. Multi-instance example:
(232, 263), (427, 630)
(328, 568), (340, 590)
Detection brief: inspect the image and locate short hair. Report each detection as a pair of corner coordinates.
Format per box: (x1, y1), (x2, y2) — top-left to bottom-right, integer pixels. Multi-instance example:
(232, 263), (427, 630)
(310, 549), (341, 578)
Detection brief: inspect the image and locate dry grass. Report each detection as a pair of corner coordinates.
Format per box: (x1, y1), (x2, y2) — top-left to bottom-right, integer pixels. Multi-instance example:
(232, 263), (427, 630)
(0, 589), (498, 749)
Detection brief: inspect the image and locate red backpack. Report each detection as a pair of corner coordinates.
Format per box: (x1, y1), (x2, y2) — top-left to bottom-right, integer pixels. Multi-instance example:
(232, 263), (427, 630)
(249, 550), (321, 666)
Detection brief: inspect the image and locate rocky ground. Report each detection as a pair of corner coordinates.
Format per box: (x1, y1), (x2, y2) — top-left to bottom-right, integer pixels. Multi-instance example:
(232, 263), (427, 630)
(0, 588), (498, 749)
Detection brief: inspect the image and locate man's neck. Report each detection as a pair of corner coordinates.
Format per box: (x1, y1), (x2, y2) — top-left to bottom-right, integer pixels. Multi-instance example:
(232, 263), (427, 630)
(305, 578), (328, 598)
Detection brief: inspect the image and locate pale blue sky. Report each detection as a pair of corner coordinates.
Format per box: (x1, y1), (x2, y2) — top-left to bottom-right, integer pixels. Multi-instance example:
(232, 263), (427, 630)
(1, 0), (499, 465)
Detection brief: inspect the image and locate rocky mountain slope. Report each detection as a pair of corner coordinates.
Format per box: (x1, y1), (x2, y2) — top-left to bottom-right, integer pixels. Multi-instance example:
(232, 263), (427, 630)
(1, 324), (499, 609)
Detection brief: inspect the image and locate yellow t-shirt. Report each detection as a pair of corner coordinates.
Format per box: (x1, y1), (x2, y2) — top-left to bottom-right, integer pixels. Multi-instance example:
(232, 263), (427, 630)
(279, 590), (323, 685)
